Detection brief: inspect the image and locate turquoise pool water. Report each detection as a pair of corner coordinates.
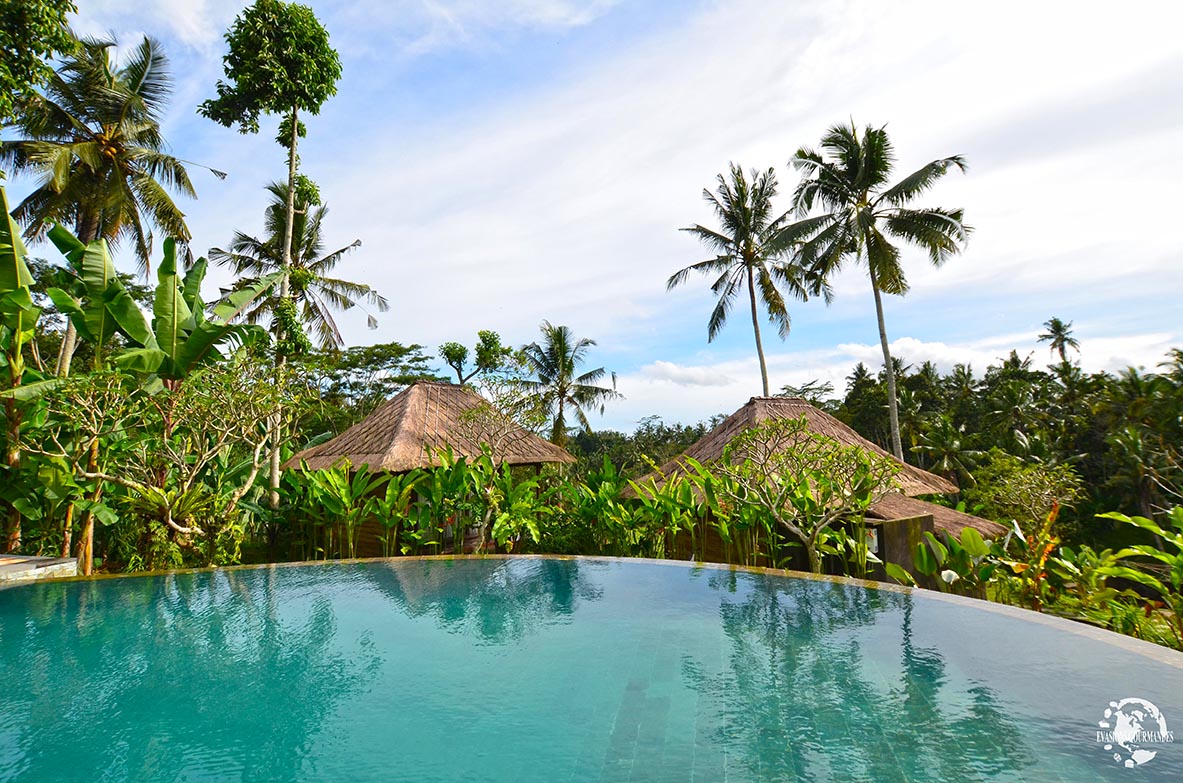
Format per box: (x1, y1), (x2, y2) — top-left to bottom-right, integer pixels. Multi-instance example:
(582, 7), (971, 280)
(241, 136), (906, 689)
(2, 557), (1182, 782)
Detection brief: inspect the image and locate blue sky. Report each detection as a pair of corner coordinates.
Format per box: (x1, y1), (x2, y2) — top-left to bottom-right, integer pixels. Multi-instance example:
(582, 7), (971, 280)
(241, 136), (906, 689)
(13, 0), (1183, 431)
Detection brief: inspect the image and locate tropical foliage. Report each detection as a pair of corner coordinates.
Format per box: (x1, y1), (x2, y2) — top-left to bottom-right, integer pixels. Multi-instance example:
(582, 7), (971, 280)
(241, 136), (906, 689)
(1, 34), (196, 269)
(0, 17), (1180, 658)
(0, 0), (76, 122)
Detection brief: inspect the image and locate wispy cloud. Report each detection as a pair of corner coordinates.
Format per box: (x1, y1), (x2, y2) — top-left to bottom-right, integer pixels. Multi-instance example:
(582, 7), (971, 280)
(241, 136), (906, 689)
(44, 0), (1183, 433)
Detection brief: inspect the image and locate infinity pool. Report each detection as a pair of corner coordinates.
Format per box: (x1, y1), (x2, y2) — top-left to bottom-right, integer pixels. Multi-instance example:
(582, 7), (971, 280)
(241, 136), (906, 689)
(2, 557), (1182, 782)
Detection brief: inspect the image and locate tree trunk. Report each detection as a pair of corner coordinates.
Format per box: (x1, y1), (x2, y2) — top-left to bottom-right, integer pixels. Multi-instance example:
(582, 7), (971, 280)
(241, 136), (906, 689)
(806, 541), (822, 574)
(3, 264), (36, 550)
(553, 398), (566, 447)
(870, 268), (904, 460)
(3, 395), (20, 553)
(269, 107), (301, 510)
(60, 503), (74, 558)
(747, 265), (770, 397)
(75, 441), (101, 576)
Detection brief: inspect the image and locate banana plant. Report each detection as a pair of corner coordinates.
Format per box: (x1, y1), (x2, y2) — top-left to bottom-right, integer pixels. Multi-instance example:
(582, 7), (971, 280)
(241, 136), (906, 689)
(1097, 508), (1183, 650)
(45, 225), (153, 371)
(1, 186), (43, 550)
(46, 229), (280, 383)
(114, 238), (280, 382)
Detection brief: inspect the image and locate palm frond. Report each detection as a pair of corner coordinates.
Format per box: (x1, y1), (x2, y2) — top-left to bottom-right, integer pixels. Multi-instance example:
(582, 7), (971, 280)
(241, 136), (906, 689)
(878, 156), (967, 206)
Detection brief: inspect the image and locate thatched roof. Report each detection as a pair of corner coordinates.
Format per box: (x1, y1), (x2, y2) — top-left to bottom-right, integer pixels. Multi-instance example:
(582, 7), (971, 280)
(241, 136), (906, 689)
(632, 397), (1002, 538)
(642, 396), (957, 495)
(284, 381), (575, 472)
(867, 493), (1007, 539)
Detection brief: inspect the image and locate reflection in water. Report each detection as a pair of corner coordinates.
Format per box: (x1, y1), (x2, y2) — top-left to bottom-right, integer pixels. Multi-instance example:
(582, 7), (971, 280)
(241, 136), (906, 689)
(363, 558), (603, 644)
(0, 568), (379, 783)
(685, 575), (1031, 781)
(4, 560), (1176, 783)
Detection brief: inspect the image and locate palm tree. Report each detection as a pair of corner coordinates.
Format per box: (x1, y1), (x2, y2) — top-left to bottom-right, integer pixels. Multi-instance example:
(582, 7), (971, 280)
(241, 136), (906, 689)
(0, 34), (200, 376)
(209, 181), (388, 349)
(1038, 317), (1079, 362)
(789, 123), (970, 460)
(521, 321), (621, 447)
(668, 163), (823, 396)
(913, 415), (983, 488)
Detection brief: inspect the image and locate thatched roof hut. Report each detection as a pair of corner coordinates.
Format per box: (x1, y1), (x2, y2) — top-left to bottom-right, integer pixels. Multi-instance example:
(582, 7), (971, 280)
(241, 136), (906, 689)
(646, 396), (957, 495)
(637, 396), (1004, 538)
(284, 380), (575, 473)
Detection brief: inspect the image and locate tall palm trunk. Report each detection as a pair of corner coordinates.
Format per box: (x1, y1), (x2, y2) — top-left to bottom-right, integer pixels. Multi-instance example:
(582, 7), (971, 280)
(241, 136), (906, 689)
(747, 264), (770, 396)
(268, 106), (300, 510)
(870, 267), (904, 460)
(552, 397), (566, 447)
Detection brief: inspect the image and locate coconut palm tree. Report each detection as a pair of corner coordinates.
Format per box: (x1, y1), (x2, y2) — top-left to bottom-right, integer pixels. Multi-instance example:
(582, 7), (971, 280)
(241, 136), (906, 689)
(913, 415), (983, 488)
(520, 321), (621, 447)
(209, 181), (388, 349)
(788, 123), (970, 460)
(0, 33), (200, 375)
(1038, 317), (1079, 363)
(668, 163), (823, 397)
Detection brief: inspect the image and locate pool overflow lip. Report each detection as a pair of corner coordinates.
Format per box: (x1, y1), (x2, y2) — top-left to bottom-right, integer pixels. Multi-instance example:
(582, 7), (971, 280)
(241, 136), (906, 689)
(3, 553), (1182, 669)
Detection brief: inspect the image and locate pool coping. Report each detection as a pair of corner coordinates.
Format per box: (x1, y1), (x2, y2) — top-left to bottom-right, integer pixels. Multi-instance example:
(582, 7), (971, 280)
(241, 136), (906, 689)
(4, 553), (1182, 669)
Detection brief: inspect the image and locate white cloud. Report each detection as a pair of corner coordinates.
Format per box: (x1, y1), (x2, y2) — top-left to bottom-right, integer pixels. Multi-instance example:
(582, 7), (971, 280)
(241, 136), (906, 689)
(71, 0), (241, 49)
(328, 0), (622, 59)
(74, 0), (618, 53)
(640, 360), (733, 387)
(44, 0), (1183, 425)
(296, 0), (1183, 356)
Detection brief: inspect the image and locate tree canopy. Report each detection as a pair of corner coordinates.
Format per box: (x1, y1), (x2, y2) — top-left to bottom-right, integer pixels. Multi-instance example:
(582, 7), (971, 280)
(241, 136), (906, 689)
(0, 0), (76, 124)
(198, 0), (342, 135)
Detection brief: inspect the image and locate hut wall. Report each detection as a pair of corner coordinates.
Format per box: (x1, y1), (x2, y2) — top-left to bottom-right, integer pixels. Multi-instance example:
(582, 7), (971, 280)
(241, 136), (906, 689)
(864, 514), (933, 580)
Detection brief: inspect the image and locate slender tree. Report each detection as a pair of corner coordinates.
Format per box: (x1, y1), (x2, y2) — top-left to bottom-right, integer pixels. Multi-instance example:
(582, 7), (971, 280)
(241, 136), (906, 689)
(521, 321), (620, 447)
(668, 163), (822, 396)
(200, 0), (342, 356)
(789, 123), (970, 460)
(209, 181), (386, 350)
(1038, 317), (1079, 363)
(200, 0), (342, 506)
(1, 34), (199, 376)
